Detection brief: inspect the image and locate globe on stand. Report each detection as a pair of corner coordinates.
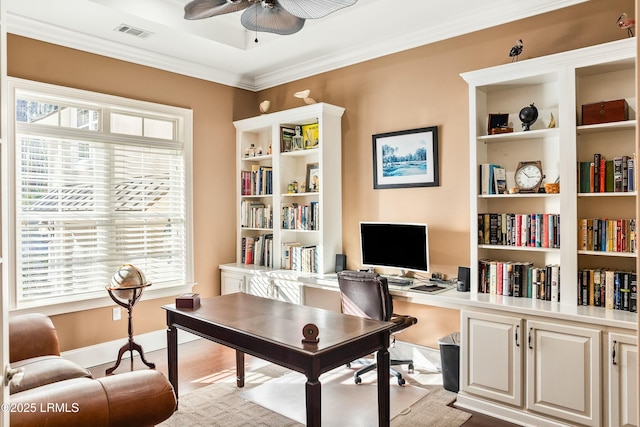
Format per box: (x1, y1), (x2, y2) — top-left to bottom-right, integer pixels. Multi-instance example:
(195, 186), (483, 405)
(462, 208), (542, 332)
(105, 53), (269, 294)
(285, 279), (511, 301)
(105, 264), (155, 375)
(519, 103), (538, 131)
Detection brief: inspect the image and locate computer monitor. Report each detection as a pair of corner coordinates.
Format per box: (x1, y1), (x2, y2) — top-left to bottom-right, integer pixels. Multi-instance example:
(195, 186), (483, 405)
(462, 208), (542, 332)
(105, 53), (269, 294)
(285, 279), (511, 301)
(360, 222), (430, 275)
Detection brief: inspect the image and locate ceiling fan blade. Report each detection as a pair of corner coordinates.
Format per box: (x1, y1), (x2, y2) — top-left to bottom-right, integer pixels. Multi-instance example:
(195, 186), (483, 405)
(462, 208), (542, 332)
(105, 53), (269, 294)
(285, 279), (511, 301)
(278, 0), (357, 19)
(184, 0), (250, 20)
(240, 2), (305, 35)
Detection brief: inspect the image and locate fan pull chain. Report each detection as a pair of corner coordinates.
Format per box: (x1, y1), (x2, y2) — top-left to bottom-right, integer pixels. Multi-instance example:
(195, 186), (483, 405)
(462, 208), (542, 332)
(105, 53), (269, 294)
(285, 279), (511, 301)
(254, 3), (259, 43)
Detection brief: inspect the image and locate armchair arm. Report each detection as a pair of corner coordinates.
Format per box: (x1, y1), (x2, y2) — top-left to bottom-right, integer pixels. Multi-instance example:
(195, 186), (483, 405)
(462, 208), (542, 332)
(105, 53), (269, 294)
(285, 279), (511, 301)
(9, 314), (60, 363)
(11, 370), (176, 427)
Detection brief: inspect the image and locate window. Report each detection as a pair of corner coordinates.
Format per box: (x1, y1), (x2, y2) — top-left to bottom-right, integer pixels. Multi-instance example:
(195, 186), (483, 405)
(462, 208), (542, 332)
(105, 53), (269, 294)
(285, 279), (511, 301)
(7, 78), (193, 312)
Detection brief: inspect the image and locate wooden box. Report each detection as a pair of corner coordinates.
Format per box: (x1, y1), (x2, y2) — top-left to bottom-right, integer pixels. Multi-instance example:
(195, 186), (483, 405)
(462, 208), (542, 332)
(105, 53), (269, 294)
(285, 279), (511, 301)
(176, 293), (200, 309)
(488, 113), (513, 135)
(582, 99), (628, 125)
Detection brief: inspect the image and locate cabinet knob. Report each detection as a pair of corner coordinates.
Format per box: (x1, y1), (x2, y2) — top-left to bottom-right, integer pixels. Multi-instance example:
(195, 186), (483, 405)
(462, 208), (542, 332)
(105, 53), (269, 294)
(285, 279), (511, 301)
(515, 325), (520, 347)
(528, 328), (533, 349)
(612, 340), (617, 365)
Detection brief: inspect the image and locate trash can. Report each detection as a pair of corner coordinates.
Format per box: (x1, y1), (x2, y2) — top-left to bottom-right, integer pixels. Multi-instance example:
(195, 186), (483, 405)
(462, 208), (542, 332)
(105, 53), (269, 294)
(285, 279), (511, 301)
(438, 332), (460, 393)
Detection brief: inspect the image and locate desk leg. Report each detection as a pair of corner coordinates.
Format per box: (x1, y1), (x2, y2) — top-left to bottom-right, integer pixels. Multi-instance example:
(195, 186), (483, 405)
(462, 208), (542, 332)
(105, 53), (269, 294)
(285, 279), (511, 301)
(377, 347), (390, 426)
(167, 324), (178, 410)
(305, 376), (321, 427)
(236, 350), (245, 388)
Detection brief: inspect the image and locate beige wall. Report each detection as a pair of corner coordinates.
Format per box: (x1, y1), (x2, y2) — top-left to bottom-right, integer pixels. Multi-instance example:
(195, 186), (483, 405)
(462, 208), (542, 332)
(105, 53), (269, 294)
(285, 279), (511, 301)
(6, 0), (634, 352)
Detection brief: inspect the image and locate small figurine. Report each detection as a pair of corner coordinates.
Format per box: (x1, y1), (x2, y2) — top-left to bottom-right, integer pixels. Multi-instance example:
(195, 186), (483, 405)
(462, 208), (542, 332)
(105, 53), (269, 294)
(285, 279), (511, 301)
(294, 89), (316, 105)
(259, 100), (270, 114)
(548, 112), (556, 128)
(509, 39), (523, 62)
(617, 13), (635, 38)
(292, 126), (304, 150)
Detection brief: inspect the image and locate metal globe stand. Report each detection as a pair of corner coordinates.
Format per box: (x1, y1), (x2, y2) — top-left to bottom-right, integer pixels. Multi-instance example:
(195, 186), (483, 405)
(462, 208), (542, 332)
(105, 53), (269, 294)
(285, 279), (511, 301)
(105, 283), (155, 375)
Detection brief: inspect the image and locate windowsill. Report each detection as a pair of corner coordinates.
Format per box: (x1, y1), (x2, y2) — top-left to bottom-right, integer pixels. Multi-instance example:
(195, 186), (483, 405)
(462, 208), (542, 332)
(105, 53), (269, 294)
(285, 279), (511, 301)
(10, 283), (195, 317)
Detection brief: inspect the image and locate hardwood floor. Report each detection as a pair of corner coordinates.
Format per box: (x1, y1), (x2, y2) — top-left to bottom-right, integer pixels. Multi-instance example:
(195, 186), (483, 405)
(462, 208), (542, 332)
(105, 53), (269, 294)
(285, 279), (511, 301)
(89, 339), (519, 426)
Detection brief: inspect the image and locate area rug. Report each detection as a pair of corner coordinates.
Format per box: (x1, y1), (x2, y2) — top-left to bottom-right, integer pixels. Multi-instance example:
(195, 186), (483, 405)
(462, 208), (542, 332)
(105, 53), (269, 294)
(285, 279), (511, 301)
(159, 362), (471, 427)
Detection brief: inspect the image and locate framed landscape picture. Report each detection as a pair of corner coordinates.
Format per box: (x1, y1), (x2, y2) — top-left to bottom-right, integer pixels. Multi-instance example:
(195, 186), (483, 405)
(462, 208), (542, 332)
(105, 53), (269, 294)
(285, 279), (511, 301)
(372, 126), (439, 189)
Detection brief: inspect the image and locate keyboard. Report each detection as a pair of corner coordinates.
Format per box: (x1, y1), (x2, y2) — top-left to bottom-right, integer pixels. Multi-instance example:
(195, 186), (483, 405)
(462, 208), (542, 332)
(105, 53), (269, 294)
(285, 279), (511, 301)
(410, 284), (448, 293)
(383, 275), (414, 286)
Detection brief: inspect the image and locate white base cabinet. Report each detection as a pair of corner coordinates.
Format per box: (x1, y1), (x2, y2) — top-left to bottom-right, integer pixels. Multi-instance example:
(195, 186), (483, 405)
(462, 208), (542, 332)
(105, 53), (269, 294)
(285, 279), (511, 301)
(608, 332), (638, 427)
(220, 265), (304, 305)
(460, 309), (601, 427)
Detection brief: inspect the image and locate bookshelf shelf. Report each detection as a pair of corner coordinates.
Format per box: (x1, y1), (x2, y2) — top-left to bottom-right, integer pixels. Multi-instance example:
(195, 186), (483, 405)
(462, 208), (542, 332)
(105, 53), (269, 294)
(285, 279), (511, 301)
(234, 103), (344, 273)
(477, 127), (559, 142)
(577, 192), (636, 197)
(478, 193), (558, 199)
(479, 245), (560, 253)
(576, 119), (636, 135)
(577, 250), (636, 258)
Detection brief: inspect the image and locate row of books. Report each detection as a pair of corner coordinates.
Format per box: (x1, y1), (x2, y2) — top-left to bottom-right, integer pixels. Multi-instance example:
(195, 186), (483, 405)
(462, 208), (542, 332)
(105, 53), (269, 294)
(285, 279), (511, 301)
(282, 202), (319, 231)
(479, 163), (507, 195)
(282, 243), (318, 273)
(478, 259), (560, 301)
(577, 153), (635, 193)
(578, 269), (637, 312)
(240, 201), (273, 229)
(242, 234), (273, 267)
(241, 165), (273, 196)
(280, 123), (319, 153)
(478, 213), (560, 248)
(578, 218), (636, 253)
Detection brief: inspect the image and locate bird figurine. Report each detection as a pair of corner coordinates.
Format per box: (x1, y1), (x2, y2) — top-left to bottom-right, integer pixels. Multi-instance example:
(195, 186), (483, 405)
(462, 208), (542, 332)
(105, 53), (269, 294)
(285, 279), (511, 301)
(259, 100), (270, 114)
(617, 13), (635, 38)
(509, 39), (523, 62)
(294, 89), (316, 105)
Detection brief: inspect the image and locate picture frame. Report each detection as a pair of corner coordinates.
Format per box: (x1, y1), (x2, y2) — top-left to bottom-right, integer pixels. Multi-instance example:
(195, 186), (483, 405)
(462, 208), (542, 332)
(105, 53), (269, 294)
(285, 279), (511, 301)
(305, 162), (320, 192)
(372, 126), (439, 189)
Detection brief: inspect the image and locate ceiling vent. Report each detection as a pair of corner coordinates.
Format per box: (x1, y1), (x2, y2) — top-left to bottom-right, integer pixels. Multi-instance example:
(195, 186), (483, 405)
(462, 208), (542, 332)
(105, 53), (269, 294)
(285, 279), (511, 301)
(114, 24), (154, 39)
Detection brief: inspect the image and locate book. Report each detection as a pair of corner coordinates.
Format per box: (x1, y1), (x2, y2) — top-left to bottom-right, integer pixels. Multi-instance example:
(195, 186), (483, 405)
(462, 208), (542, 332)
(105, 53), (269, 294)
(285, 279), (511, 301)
(630, 274), (637, 313)
(628, 156), (635, 192)
(493, 167), (507, 194)
(280, 126), (296, 152)
(301, 123), (319, 149)
(593, 153), (600, 192)
(614, 156), (624, 192)
(480, 163), (500, 194)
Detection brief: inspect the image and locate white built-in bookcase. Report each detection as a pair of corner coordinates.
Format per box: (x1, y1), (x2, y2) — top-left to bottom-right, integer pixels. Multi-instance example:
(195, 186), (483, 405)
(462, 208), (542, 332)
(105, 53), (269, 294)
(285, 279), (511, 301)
(233, 103), (344, 274)
(462, 38), (637, 316)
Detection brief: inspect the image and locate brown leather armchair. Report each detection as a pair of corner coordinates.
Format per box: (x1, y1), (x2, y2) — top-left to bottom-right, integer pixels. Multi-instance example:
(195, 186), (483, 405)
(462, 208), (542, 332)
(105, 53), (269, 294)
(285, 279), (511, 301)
(9, 313), (176, 427)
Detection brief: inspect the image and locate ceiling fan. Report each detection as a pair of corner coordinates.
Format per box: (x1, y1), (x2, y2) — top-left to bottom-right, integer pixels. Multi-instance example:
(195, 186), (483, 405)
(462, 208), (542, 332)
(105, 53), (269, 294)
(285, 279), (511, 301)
(184, 0), (357, 37)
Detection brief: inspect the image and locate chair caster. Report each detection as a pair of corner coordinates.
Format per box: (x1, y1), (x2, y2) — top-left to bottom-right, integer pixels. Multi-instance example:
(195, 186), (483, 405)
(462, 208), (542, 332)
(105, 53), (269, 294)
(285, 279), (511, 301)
(354, 376), (362, 385)
(408, 364), (414, 374)
(397, 376), (406, 386)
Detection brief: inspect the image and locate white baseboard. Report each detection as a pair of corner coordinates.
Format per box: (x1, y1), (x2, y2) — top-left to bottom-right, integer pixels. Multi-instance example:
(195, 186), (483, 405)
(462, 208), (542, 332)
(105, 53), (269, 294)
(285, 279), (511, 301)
(61, 329), (200, 368)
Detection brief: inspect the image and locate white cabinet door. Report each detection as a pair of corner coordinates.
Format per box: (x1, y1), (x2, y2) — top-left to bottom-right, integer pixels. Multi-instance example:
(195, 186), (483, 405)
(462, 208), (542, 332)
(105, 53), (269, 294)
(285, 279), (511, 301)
(461, 310), (523, 406)
(221, 271), (245, 294)
(526, 320), (601, 426)
(609, 332), (637, 427)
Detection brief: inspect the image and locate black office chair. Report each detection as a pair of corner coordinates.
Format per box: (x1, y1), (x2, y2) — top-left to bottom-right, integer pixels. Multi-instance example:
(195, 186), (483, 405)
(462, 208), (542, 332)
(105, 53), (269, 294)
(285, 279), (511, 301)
(337, 270), (418, 386)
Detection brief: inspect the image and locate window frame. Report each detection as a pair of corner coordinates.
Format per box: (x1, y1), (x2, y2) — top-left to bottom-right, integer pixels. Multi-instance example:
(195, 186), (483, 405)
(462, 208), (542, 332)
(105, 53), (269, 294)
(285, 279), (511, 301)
(5, 77), (194, 316)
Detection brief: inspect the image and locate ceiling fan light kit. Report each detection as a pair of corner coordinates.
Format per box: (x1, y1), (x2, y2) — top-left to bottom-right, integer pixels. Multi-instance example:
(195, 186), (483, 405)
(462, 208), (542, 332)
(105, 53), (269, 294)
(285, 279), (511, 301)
(184, 0), (357, 36)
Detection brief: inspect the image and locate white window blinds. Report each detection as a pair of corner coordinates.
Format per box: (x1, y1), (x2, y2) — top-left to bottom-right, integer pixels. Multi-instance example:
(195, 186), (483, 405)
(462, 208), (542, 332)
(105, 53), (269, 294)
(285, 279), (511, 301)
(10, 80), (191, 307)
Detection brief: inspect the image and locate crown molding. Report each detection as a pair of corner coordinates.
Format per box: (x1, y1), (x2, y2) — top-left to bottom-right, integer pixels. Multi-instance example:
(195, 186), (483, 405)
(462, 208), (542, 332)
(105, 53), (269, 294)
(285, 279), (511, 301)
(7, 13), (257, 91)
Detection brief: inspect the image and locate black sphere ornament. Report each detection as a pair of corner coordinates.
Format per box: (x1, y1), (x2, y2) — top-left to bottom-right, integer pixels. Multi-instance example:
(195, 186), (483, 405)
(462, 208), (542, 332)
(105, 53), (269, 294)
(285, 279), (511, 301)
(519, 103), (538, 131)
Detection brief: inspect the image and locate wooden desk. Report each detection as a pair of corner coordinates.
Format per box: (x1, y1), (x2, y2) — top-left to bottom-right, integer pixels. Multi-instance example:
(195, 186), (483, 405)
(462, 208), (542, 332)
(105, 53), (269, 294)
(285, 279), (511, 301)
(163, 293), (393, 427)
